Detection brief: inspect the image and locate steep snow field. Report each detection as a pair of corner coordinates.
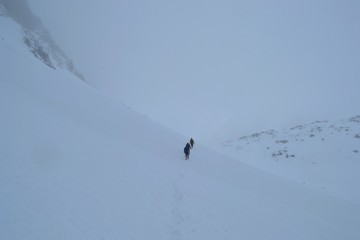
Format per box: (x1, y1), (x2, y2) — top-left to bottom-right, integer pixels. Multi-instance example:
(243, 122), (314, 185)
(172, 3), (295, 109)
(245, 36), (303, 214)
(212, 116), (360, 205)
(1, 16), (360, 240)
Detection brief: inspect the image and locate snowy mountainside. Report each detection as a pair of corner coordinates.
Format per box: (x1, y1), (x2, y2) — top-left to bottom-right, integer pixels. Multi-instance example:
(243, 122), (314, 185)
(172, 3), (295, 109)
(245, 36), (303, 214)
(213, 116), (360, 204)
(1, 10), (360, 240)
(0, 0), (84, 80)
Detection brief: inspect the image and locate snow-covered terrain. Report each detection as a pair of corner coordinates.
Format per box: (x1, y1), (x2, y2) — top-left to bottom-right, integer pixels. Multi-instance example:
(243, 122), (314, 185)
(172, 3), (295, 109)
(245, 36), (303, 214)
(0, 0), (84, 80)
(1, 7), (360, 240)
(212, 116), (360, 205)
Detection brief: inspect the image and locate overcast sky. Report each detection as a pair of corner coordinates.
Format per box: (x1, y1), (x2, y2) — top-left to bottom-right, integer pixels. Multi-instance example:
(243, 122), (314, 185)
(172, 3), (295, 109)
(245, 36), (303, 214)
(27, 0), (360, 141)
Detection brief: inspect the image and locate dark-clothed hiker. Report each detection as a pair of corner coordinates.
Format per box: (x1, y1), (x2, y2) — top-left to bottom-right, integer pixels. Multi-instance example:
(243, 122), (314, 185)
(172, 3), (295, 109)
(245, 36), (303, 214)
(190, 138), (195, 149)
(184, 143), (191, 160)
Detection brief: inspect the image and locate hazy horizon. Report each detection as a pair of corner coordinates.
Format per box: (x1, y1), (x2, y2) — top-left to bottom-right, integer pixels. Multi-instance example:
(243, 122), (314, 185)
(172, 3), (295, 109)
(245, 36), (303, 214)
(26, 0), (360, 141)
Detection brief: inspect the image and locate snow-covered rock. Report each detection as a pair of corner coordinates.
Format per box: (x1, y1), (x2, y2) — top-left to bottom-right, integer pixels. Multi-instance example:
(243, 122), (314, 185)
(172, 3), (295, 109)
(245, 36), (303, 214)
(0, 0), (84, 80)
(213, 116), (360, 204)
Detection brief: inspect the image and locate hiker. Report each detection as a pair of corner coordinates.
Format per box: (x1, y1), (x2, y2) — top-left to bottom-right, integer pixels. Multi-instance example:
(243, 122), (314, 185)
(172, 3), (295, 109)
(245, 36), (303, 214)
(184, 142), (191, 160)
(190, 138), (195, 149)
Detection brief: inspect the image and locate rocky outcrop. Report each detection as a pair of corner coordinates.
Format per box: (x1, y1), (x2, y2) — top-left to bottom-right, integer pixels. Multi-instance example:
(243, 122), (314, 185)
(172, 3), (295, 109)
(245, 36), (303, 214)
(0, 0), (85, 80)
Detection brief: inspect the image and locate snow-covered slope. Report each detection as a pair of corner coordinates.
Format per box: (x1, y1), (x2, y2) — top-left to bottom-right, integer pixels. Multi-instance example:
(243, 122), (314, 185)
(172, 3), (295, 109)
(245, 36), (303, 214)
(0, 0), (84, 80)
(212, 116), (360, 205)
(1, 12), (360, 240)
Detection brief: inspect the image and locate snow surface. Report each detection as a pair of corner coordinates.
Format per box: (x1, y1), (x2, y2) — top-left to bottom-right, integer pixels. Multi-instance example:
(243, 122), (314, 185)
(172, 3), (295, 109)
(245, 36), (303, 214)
(212, 117), (360, 205)
(1, 15), (360, 240)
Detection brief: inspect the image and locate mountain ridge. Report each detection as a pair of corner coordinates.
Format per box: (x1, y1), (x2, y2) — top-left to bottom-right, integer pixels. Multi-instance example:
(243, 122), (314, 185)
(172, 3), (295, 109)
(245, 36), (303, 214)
(0, 0), (85, 80)
(213, 115), (360, 204)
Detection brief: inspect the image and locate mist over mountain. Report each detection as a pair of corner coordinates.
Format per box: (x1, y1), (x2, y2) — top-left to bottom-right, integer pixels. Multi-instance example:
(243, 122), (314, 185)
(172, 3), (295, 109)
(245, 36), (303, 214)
(2, 1), (360, 239)
(0, 0), (85, 80)
(0, 0), (41, 29)
(24, 0), (360, 140)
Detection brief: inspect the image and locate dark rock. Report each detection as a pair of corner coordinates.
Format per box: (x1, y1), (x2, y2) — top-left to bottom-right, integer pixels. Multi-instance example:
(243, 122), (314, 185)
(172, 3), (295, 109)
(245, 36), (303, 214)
(23, 34), (55, 69)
